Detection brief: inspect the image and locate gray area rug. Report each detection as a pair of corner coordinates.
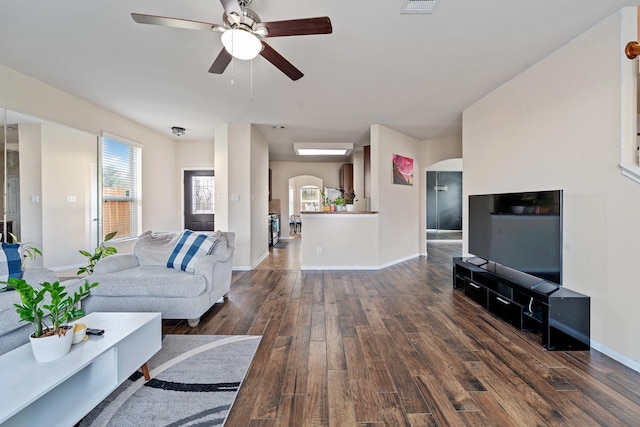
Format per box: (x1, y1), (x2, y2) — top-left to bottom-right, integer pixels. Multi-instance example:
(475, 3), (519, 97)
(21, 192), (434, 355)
(79, 335), (261, 427)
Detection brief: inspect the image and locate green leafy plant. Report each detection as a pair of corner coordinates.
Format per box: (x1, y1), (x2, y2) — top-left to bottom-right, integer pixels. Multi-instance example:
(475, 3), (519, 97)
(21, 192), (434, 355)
(10, 279), (98, 338)
(78, 231), (118, 276)
(339, 187), (357, 204)
(320, 190), (330, 207)
(8, 232), (42, 270)
(333, 196), (346, 206)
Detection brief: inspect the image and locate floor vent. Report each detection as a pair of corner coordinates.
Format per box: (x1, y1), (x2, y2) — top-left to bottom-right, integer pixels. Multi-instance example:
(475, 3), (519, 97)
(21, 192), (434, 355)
(401, 0), (440, 14)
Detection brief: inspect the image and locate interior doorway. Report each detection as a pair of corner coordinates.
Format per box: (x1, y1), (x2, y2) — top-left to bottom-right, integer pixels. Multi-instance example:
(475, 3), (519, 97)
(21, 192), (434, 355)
(426, 170), (462, 241)
(184, 170), (214, 231)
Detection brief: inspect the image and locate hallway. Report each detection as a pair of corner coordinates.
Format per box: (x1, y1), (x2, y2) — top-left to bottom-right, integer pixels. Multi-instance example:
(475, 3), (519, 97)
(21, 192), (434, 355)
(256, 235), (302, 271)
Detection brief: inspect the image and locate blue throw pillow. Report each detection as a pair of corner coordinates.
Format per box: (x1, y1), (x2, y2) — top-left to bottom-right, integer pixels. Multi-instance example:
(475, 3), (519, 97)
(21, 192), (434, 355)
(0, 243), (22, 282)
(166, 230), (218, 273)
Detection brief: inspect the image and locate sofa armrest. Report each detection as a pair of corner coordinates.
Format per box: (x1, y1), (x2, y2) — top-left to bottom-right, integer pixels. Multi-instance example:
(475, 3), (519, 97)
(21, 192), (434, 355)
(194, 245), (234, 286)
(22, 267), (58, 285)
(194, 246), (233, 272)
(93, 253), (140, 275)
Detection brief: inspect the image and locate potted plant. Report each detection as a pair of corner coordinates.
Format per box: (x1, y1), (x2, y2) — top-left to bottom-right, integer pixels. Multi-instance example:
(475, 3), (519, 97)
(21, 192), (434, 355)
(343, 190), (357, 212)
(320, 190), (331, 212)
(9, 279), (98, 362)
(78, 231), (117, 276)
(8, 232), (43, 270)
(333, 196), (347, 211)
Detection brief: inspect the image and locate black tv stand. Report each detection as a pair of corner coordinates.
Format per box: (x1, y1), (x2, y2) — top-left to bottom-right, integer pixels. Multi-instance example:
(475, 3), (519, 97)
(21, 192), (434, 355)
(453, 257), (590, 351)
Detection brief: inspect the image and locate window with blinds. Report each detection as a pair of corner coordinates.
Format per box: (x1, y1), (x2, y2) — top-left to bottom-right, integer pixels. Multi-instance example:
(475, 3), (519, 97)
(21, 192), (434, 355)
(101, 134), (142, 241)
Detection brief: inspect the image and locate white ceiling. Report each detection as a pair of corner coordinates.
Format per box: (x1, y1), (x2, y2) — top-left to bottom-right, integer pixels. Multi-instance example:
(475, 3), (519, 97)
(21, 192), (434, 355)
(1, 0), (638, 161)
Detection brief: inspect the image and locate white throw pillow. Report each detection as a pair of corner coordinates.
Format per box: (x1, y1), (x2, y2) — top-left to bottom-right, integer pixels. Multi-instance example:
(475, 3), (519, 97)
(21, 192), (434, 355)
(166, 230), (218, 273)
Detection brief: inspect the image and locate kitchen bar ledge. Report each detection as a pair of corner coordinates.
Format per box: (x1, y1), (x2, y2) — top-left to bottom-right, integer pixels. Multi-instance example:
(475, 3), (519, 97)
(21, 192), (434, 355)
(301, 210), (379, 214)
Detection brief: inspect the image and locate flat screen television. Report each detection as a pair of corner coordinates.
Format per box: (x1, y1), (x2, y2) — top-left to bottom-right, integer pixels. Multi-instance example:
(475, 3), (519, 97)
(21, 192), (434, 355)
(468, 190), (563, 285)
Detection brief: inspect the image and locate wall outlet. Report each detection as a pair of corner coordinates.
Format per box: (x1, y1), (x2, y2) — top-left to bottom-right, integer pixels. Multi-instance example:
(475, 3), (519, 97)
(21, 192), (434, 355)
(317, 246), (322, 254)
(66, 195), (76, 202)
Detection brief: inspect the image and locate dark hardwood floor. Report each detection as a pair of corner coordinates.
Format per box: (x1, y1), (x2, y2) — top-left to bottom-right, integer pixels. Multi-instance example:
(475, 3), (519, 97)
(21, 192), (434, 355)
(162, 237), (640, 426)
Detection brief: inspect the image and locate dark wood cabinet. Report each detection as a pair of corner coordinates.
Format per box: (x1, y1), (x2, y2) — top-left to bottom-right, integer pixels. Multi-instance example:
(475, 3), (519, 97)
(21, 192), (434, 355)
(339, 163), (353, 196)
(453, 257), (590, 351)
(363, 145), (371, 198)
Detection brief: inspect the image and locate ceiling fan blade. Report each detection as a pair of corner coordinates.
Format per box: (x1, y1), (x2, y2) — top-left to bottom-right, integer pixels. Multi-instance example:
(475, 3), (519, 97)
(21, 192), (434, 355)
(260, 41), (303, 81)
(131, 13), (224, 32)
(259, 17), (332, 37)
(209, 48), (233, 74)
(219, 0), (242, 18)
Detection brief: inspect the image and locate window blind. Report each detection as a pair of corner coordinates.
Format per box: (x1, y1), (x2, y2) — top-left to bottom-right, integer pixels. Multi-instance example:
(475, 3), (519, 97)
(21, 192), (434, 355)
(101, 134), (142, 241)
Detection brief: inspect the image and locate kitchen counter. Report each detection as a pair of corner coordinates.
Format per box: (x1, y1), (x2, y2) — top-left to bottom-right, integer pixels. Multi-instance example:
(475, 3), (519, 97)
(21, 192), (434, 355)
(301, 210), (378, 214)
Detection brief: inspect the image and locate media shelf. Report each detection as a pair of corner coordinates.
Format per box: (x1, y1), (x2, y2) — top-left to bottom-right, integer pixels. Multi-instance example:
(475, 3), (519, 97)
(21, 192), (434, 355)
(453, 257), (590, 351)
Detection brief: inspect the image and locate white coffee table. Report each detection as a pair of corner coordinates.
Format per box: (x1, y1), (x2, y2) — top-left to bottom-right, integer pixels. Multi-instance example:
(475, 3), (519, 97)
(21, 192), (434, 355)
(0, 312), (162, 426)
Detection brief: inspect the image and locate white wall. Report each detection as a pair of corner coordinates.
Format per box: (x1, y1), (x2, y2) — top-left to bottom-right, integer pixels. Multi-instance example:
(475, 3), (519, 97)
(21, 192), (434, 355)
(250, 127), (269, 268)
(0, 65), (180, 259)
(214, 123), (269, 269)
(463, 8), (640, 369)
(371, 125), (421, 265)
(17, 124), (43, 267)
(41, 124), (96, 267)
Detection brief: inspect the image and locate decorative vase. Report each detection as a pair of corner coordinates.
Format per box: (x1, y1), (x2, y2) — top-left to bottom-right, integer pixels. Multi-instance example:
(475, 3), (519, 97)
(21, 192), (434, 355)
(29, 326), (74, 362)
(346, 204), (354, 212)
(322, 205), (330, 212)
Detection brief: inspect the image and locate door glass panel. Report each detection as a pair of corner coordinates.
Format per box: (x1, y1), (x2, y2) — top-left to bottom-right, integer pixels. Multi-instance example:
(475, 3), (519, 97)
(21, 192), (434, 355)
(191, 176), (214, 214)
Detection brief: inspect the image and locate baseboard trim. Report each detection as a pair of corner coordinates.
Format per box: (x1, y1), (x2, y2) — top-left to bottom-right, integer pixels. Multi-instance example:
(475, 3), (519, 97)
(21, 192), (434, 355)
(590, 339), (640, 374)
(300, 253), (422, 271)
(300, 265), (380, 271)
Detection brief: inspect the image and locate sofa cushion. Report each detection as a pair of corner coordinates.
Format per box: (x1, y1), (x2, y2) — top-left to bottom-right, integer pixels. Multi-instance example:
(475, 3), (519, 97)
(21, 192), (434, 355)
(0, 243), (22, 282)
(89, 266), (207, 298)
(167, 230), (218, 273)
(211, 231), (228, 256)
(134, 231), (182, 266)
(0, 288), (24, 336)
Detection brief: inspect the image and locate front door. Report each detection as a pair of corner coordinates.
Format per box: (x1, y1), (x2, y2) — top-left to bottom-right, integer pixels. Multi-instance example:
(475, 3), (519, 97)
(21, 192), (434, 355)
(184, 170), (214, 231)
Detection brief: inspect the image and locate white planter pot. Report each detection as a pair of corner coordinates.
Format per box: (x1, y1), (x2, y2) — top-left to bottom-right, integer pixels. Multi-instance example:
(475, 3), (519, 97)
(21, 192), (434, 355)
(346, 204), (355, 212)
(29, 326), (74, 362)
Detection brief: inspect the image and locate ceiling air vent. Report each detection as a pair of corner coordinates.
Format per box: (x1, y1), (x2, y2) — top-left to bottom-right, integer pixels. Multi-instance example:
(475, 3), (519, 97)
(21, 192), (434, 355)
(401, 0), (440, 14)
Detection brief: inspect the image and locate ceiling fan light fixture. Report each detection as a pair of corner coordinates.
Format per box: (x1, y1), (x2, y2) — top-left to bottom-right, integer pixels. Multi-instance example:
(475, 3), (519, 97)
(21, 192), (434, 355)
(294, 143), (353, 156)
(221, 28), (262, 60)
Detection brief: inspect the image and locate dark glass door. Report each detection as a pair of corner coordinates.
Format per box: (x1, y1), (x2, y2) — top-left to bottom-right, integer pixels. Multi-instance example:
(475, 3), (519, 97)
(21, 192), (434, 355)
(426, 171), (462, 240)
(184, 170), (214, 231)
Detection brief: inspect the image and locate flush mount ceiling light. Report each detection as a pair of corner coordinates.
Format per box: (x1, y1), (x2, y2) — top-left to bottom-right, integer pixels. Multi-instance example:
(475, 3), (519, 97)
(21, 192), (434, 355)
(221, 28), (262, 60)
(294, 142), (353, 156)
(171, 126), (186, 136)
(401, 0), (440, 14)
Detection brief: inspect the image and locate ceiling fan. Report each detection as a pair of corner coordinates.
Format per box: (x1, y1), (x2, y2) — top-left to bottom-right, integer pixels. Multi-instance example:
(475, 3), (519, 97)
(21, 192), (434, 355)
(131, 0), (332, 81)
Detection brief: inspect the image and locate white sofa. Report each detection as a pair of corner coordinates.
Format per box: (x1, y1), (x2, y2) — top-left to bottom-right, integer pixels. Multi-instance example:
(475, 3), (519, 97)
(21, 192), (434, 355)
(81, 230), (234, 327)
